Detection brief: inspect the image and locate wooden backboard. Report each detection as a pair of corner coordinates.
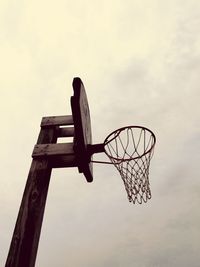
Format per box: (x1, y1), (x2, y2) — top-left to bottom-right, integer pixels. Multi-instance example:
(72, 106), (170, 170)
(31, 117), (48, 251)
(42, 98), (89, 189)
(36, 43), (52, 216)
(71, 77), (93, 182)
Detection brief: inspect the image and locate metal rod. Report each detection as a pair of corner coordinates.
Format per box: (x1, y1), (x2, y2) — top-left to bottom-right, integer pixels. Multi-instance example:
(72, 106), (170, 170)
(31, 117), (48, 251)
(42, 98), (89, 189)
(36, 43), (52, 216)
(87, 143), (105, 156)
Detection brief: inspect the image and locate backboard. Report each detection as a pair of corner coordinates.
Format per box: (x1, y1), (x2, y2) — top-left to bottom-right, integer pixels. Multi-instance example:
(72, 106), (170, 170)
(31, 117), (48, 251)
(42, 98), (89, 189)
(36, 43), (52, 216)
(71, 77), (93, 182)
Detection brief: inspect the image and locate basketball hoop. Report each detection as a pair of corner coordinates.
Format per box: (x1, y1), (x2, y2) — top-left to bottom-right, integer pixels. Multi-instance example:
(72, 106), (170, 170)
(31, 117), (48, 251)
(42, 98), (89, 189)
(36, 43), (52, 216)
(5, 78), (157, 267)
(103, 126), (156, 204)
(89, 126), (156, 204)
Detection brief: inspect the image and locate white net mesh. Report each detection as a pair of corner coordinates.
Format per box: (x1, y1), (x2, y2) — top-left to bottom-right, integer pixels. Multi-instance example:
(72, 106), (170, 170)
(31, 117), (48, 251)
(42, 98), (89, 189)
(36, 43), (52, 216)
(104, 126), (156, 204)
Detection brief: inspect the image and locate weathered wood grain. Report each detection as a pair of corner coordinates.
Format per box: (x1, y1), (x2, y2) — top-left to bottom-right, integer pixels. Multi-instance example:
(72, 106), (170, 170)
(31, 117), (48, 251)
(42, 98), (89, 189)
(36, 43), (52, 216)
(32, 143), (74, 157)
(5, 127), (57, 267)
(41, 115), (73, 127)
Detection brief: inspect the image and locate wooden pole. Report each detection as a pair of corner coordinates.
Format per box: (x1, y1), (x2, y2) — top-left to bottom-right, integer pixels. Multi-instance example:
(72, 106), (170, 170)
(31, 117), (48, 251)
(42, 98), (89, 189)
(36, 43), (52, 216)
(5, 126), (57, 267)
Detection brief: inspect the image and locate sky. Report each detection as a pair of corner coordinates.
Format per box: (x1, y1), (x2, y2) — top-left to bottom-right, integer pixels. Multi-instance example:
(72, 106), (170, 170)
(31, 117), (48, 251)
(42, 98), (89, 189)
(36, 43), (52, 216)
(1, 0), (200, 266)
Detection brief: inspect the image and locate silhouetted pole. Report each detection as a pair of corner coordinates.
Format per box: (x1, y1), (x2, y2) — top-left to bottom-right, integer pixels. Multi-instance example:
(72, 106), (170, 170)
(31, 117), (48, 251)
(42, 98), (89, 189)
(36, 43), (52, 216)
(5, 125), (57, 267)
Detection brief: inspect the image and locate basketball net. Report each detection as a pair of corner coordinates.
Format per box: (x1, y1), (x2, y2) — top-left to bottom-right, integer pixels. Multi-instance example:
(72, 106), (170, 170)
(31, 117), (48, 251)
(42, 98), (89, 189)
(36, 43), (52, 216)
(104, 126), (156, 204)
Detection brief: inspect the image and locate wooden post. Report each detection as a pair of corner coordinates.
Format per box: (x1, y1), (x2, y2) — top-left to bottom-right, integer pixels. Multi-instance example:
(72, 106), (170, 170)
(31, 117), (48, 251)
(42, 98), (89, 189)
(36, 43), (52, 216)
(5, 126), (57, 267)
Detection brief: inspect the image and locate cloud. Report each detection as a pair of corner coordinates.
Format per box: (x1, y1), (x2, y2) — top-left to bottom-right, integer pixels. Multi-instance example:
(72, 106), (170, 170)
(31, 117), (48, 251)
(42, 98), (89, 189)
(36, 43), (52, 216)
(1, 1), (200, 266)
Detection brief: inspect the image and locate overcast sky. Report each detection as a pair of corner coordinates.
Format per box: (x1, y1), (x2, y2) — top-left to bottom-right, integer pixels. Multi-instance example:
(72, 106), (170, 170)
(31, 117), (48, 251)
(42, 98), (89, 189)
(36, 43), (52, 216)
(1, 1), (200, 266)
